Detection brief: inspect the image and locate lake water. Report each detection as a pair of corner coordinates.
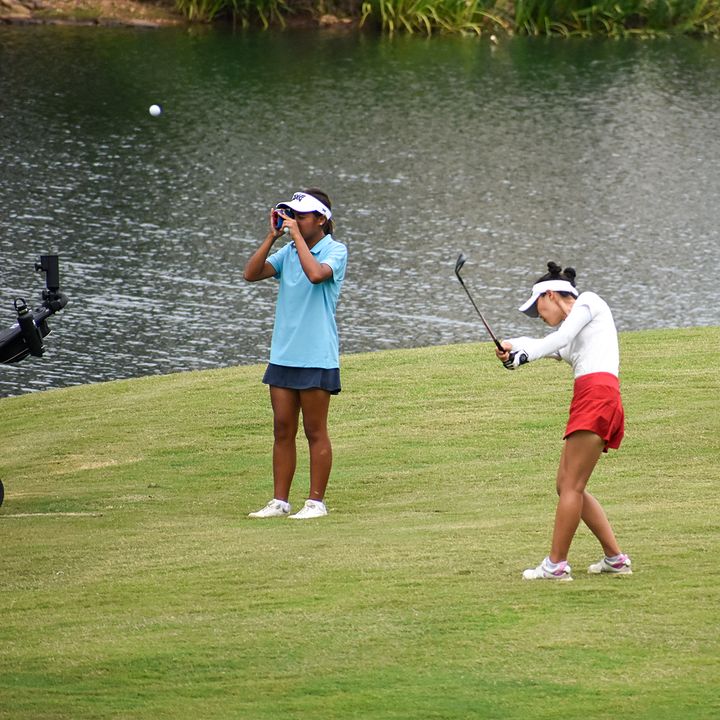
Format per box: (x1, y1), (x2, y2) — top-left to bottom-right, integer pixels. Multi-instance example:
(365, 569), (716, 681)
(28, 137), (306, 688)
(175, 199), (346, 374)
(1, 26), (719, 396)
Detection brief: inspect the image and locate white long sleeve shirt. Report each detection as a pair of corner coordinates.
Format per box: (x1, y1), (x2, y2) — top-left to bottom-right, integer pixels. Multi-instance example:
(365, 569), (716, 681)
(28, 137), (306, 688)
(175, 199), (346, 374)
(508, 292), (619, 379)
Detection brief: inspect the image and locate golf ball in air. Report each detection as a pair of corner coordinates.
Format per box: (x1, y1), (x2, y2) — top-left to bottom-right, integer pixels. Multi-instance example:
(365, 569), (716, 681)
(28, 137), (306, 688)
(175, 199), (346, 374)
(149, 104), (162, 117)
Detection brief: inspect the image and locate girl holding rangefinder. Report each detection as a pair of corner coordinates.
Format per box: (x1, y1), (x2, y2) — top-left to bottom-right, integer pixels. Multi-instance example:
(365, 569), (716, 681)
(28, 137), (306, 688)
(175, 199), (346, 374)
(497, 262), (632, 581)
(244, 188), (347, 520)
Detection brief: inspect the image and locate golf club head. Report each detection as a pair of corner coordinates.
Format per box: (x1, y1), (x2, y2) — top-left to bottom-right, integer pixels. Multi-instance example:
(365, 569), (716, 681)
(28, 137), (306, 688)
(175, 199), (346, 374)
(455, 253), (467, 277)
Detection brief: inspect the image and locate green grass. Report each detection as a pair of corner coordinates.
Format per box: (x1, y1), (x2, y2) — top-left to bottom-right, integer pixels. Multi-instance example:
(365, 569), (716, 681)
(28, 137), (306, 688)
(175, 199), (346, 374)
(1, 326), (719, 719)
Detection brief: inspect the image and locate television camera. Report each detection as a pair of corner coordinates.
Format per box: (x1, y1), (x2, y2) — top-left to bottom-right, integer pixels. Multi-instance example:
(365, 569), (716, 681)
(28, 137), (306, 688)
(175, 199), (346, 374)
(0, 254), (68, 506)
(0, 254), (68, 365)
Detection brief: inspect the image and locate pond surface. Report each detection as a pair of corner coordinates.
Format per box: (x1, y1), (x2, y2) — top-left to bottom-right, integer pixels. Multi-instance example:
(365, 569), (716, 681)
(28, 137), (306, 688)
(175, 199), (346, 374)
(1, 26), (719, 396)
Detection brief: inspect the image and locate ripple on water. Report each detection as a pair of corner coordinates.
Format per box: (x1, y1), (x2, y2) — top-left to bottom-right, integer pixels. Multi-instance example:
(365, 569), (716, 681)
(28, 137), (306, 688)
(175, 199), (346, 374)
(1, 29), (719, 396)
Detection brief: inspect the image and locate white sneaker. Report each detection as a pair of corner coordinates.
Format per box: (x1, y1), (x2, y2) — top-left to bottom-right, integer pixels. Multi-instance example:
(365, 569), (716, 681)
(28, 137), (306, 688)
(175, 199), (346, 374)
(522, 558), (573, 581)
(288, 499), (328, 520)
(588, 553), (632, 575)
(248, 499), (290, 518)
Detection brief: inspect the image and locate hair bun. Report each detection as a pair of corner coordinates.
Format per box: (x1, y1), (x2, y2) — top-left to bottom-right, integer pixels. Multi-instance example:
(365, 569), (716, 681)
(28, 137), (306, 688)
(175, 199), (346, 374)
(563, 267), (577, 284)
(546, 261), (562, 276)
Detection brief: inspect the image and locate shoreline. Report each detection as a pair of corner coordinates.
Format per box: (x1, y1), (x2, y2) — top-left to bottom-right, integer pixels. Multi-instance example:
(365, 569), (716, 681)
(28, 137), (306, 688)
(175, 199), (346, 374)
(0, 0), (185, 28)
(0, 0), (357, 29)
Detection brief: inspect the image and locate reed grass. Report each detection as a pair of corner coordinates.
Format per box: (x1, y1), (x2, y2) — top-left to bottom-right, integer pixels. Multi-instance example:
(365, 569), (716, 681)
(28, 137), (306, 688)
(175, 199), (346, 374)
(507, 0), (720, 37)
(175, 0), (288, 25)
(358, 0), (509, 35)
(173, 0), (720, 35)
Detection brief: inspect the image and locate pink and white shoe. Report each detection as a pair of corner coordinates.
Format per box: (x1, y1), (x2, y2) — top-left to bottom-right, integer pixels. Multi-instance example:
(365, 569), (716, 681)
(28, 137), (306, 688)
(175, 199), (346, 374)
(588, 554), (632, 575)
(522, 557), (573, 581)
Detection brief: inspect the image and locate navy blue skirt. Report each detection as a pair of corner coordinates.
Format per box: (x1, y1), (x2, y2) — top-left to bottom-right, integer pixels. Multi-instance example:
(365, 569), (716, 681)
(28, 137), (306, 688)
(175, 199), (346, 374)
(262, 363), (341, 395)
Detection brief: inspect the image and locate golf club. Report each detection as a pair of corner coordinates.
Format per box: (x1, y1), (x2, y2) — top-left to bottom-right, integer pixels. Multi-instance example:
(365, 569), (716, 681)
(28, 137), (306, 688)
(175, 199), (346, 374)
(454, 252), (506, 353)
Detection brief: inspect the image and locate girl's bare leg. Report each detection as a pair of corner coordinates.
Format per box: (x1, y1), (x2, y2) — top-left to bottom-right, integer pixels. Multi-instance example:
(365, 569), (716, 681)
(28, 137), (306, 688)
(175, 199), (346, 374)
(549, 431), (605, 563)
(299, 388), (332, 501)
(269, 386), (301, 502)
(581, 491), (622, 558)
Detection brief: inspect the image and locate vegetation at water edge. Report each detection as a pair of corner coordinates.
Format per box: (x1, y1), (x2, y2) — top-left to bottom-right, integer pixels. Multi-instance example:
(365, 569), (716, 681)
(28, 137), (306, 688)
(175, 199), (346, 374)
(173, 0), (720, 37)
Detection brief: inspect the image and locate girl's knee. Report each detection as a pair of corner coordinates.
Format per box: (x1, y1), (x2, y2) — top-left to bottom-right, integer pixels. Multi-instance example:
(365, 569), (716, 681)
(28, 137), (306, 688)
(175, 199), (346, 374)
(557, 478), (587, 497)
(304, 425), (329, 446)
(274, 418), (298, 442)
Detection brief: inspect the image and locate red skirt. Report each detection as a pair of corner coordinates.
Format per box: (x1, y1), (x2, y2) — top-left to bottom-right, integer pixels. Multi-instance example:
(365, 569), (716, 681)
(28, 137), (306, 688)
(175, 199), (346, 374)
(564, 372), (624, 452)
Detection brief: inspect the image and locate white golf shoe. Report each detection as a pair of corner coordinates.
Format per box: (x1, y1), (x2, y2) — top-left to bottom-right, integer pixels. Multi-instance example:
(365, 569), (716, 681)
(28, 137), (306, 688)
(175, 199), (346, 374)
(288, 499), (328, 520)
(248, 499), (291, 518)
(588, 554), (632, 575)
(522, 558), (573, 581)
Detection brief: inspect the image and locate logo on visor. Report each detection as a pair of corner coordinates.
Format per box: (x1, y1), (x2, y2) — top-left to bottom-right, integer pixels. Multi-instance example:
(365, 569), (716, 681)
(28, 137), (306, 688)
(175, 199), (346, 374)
(292, 192), (306, 202)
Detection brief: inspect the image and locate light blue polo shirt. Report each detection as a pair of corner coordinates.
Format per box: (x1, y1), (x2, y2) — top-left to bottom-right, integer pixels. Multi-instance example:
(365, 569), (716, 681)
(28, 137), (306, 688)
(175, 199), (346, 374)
(267, 234), (347, 369)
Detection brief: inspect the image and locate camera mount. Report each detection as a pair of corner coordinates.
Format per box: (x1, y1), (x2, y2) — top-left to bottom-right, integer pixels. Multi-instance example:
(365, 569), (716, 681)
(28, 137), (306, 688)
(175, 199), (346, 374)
(0, 254), (69, 364)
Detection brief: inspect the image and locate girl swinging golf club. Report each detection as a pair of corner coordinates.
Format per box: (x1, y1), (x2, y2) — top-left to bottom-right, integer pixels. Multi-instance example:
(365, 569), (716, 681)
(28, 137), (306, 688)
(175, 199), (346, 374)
(497, 262), (632, 581)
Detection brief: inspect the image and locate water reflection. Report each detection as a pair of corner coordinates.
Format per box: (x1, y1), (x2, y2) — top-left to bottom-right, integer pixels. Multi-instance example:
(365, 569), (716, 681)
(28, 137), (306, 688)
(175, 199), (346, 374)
(1, 29), (719, 396)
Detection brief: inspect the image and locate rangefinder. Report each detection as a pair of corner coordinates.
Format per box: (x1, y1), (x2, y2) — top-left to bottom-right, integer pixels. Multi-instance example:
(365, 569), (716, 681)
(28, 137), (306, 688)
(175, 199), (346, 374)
(273, 206), (295, 230)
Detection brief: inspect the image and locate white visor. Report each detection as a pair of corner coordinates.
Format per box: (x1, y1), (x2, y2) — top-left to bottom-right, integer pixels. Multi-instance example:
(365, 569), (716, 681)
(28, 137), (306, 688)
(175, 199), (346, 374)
(277, 191), (332, 220)
(518, 280), (578, 317)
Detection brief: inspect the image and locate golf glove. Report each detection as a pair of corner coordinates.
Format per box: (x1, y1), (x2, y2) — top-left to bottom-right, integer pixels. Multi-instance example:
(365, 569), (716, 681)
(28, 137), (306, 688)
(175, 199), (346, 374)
(503, 350), (529, 370)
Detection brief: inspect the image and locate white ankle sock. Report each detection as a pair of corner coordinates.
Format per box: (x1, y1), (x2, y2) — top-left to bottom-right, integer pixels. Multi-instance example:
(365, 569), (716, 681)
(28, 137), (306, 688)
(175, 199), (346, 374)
(545, 557), (567, 570)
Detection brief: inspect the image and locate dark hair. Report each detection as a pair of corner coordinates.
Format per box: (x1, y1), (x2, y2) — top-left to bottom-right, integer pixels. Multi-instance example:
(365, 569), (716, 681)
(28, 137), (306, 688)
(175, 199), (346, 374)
(536, 261), (577, 294)
(303, 187), (334, 236)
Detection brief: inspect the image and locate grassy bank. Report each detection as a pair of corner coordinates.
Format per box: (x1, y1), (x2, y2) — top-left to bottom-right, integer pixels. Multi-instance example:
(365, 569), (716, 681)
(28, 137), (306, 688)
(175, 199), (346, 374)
(1, 326), (719, 719)
(175, 0), (720, 36)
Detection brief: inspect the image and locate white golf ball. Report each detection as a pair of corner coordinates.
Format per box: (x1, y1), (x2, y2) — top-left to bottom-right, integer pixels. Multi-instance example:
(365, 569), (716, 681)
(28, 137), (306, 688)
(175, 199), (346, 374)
(149, 104), (162, 117)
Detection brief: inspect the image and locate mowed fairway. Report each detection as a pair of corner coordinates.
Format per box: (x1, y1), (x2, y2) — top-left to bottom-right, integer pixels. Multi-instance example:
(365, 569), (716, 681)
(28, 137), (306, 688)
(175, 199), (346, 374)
(1, 327), (718, 719)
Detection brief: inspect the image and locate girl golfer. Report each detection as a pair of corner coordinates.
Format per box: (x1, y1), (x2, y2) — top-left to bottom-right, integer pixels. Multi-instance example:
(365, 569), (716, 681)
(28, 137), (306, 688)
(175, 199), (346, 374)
(497, 262), (632, 581)
(244, 189), (347, 520)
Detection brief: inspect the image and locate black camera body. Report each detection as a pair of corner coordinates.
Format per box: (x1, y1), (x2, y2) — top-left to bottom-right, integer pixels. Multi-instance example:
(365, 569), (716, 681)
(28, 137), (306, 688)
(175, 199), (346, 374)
(0, 255), (68, 364)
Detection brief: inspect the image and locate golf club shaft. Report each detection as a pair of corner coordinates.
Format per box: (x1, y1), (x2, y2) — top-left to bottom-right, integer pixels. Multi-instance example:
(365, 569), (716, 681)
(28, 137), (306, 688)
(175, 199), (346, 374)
(457, 276), (505, 352)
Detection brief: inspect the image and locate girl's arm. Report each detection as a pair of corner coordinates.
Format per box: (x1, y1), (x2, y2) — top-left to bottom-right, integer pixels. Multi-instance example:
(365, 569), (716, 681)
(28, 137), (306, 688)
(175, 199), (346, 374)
(244, 210), (284, 282)
(508, 303), (593, 362)
(291, 232), (333, 284)
(243, 230), (279, 281)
